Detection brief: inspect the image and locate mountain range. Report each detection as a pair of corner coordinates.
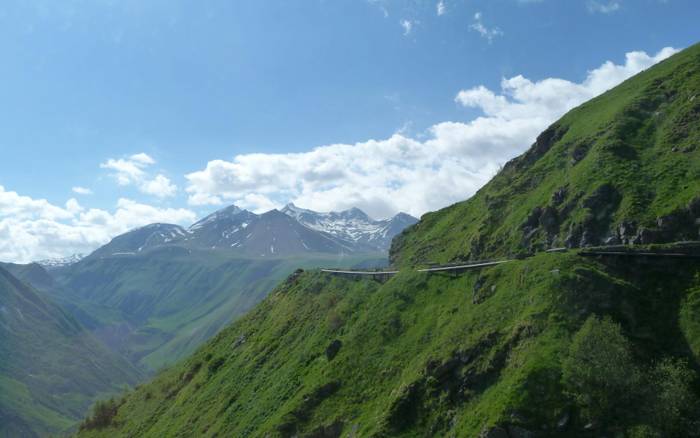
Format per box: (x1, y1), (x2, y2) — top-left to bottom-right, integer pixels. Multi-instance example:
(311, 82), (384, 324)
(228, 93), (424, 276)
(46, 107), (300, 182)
(83, 204), (416, 260)
(74, 43), (700, 437)
(0, 203), (416, 436)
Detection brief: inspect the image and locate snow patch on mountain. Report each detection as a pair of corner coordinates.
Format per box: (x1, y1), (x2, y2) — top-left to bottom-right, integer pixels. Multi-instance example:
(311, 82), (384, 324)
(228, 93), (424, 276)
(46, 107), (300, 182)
(36, 253), (85, 269)
(281, 203), (417, 251)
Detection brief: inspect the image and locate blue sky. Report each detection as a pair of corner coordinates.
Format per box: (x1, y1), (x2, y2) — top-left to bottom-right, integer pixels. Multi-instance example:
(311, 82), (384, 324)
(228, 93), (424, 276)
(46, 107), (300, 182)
(0, 0), (698, 262)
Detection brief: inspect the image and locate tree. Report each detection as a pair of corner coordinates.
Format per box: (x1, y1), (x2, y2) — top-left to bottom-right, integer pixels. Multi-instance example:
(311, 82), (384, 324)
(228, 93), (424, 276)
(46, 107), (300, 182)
(562, 315), (639, 427)
(644, 358), (699, 436)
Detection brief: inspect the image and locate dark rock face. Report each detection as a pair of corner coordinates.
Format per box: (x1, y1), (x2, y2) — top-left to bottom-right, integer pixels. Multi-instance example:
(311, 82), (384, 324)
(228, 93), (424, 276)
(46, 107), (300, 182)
(277, 381), (342, 436)
(325, 340), (342, 361)
(507, 425), (536, 438)
(479, 424), (536, 438)
(570, 141), (591, 165)
(504, 123), (569, 171)
(564, 184), (622, 248)
(479, 426), (509, 438)
(582, 183), (620, 214)
(551, 187), (568, 206)
(306, 420), (344, 438)
(286, 268), (305, 285)
(522, 208), (543, 231)
(472, 276), (487, 304)
(521, 205), (561, 250)
(616, 196), (700, 245)
(538, 206), (559, 234)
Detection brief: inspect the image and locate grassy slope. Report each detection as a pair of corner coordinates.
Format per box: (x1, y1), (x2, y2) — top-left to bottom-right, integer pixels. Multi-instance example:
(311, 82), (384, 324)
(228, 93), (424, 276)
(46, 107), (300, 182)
(76, 44), (700, 436)
(76, 254), (700, 437)
(0, 267), (142, 437)
(56, 248), (386, 372)
(392, 43), (700, 266)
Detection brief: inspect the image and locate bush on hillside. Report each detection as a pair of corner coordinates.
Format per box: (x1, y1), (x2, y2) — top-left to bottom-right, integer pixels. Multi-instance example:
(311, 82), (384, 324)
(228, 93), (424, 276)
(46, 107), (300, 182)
(563, 316), (700, 435)
(79, 398), (120, 431)
(562, 315), (640, 427)
(643, 357), (699, 436)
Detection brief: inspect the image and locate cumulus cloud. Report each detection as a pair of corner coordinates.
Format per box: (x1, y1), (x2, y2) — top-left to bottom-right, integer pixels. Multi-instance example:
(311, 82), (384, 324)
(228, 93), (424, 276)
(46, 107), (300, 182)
(72, 186), (93, 195)
(185, 47), (677, 220)
(100, 152), (177, 198)
(587, 1), (621, 14)
(0, 185), (196, 263)
(470, 12), (503, 43)
(140, 174), (178, 198)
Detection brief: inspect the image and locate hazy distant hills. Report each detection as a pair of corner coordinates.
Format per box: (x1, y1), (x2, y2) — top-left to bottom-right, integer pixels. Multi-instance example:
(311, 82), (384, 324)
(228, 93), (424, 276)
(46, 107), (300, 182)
(0, 266), (140, 437)
(0, 204), (414, 435)
(21, 204), (414, 374)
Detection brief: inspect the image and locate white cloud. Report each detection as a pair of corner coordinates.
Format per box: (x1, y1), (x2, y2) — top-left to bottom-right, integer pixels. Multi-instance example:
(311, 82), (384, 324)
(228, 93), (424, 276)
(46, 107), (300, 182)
(72, 186), (93, 195)
(587, 1), (621, 13)
(100, 156), (148, 186)
(185, 47), (677, 221)
(100, 152), (178, 198)
(469, 12), (503, 43)
(437, 0), (446, 16)
(0, 185), (196, 263)
(239, 193), (280, 214)
(129, 152), (155, 165)
(400, 19), (415, 36)
(140, 174), (178, 198)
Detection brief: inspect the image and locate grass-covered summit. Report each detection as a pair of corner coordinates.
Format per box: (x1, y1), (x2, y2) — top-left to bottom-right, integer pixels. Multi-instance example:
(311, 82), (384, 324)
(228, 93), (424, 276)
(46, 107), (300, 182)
(392, 43), (700, 267)
(77, 44), (700, 437)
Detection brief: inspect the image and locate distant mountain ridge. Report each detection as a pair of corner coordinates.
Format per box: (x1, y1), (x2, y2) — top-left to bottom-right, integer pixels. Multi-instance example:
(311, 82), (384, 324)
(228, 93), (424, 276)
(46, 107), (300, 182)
(36, 254), (85, 270)
(281, 203), (418, 251)
(79, 204), (417, 260)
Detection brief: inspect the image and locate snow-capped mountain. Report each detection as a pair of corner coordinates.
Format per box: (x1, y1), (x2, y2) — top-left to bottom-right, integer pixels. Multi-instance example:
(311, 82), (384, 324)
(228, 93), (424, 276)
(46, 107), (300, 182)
(86, 223), (188, 259)
(186, 205), (259, 249)
(36, 253), (85, 269)
(78, 204), (418, 260)
(281, 203), (418, 251)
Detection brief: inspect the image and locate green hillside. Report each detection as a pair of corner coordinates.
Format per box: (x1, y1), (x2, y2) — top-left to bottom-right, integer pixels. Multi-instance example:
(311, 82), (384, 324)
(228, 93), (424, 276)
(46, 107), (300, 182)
(76, 44), (700, 437)
(0, 267), (141, 437)
(391, 42), (700, 267)
(54, 248), (386, 372)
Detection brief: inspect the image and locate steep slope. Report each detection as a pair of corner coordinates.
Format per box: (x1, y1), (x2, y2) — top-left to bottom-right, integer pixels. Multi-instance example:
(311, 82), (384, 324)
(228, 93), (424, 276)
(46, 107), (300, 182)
(237, 209), (352, 256)
(75, 254), (700, 437)
(86, 223), (187, 260)
(0, 261), (58, 292)
(282, 203), (419, 251)
(42, 204), (402, 375)
(392, 43), (700, 266)
(0, 267), (141, 437)
(185, 205), (259, 249)
(76, 44), (700, 437)
(54, 247), (384, 372)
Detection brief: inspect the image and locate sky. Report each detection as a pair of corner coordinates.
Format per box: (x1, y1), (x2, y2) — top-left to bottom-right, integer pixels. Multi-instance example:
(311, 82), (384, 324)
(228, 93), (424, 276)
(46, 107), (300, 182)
(0, 0), (698, 262)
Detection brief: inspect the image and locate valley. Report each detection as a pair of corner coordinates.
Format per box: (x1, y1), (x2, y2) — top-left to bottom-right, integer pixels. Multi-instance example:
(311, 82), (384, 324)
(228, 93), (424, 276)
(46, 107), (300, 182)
(0, 204), (414, 436)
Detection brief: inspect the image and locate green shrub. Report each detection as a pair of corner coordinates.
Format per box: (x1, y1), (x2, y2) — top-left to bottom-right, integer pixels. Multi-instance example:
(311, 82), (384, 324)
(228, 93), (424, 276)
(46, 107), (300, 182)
(562, 315), (640, 427)
(79, 398), (120, 431)
(208, 357), (226, 375)
(643, 358), (699, 436)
